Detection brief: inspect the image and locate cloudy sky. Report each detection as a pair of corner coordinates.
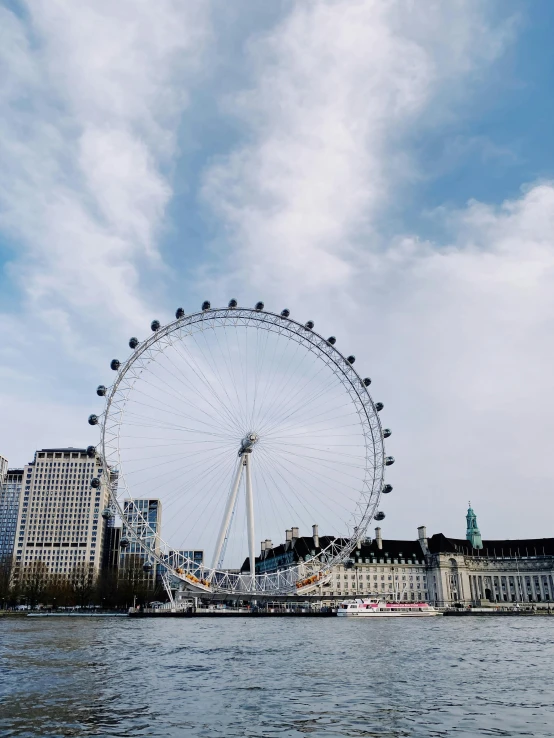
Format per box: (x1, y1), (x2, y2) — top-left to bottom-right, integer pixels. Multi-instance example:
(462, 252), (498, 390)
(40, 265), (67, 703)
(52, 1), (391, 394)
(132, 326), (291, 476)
(1, 0), (554, 542)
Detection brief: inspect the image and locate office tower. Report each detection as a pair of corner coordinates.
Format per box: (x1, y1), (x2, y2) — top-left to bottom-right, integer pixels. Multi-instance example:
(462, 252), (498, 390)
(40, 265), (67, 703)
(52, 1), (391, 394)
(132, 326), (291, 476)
(11, 447), (110, 584)
(0, 465), (23, 560)
(119, 499), (162, 584)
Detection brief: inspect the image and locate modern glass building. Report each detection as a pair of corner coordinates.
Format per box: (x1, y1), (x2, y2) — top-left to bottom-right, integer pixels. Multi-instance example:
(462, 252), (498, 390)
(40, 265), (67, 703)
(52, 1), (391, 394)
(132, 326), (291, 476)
(0, 466), (23, 560)
(120, 499), (162, 583)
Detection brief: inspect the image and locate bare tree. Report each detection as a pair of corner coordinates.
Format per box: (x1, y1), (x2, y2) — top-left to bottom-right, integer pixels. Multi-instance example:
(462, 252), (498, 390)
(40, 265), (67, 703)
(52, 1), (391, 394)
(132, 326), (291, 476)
(69, 563), (95, 608)
(0, 555), (13, 608)
(20, 561), (49, 608)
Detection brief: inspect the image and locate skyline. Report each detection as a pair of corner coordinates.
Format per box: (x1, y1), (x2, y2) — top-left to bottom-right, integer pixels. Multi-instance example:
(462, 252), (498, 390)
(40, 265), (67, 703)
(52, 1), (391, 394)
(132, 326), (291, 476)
(2, 1), (554, 541)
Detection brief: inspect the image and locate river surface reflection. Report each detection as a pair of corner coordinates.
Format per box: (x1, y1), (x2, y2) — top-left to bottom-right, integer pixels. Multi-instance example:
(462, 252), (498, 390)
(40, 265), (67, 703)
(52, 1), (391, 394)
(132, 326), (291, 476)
(1, 616), (553, 737)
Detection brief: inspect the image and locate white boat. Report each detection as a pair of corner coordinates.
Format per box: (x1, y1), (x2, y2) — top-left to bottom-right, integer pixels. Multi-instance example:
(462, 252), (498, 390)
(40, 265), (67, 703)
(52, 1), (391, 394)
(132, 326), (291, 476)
(337, 598), (442, 617)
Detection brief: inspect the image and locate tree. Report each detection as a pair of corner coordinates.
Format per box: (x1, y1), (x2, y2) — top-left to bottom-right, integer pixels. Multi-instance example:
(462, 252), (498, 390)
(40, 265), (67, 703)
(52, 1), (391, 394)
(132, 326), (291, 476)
(0, 555), (14, 608)
(20, 561), (49, 608)
(69, 563), (95, 608)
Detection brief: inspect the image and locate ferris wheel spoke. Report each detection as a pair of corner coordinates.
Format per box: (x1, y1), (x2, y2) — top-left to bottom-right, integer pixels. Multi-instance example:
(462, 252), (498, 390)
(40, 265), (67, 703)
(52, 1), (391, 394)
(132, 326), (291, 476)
(128, 385), (226, 431)
(255, 448), (347, 536)
(188, 327), (249, 432)
(158, 343), (243, 433)
(256, 352), (339, 436)
(252, 339), (317, 434)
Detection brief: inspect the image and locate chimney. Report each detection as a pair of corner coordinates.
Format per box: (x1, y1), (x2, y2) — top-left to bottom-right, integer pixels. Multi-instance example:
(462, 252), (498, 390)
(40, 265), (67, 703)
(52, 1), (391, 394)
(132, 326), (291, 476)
(312, 524), (319, 549)
(285, 529), (292, 542)
(375, 527), (382, 550)
(265, 539), (272, 553)
(261, 540), (266, 557)
(291, 526), (299, 541)
(418, 526), (429, 556)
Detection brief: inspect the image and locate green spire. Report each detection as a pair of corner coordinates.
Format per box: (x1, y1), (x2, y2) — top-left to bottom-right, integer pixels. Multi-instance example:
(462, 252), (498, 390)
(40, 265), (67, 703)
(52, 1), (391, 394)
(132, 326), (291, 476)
(466, 501), (483, 550)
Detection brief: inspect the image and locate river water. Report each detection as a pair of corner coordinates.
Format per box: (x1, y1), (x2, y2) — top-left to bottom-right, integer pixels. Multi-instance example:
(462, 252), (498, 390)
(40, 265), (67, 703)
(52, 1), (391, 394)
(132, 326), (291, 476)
(1, 615), (553, 737)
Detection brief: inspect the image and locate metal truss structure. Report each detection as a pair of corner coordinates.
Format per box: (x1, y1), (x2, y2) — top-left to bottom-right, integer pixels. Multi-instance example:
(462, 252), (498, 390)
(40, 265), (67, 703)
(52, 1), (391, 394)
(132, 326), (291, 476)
(92, 305), (390, 596)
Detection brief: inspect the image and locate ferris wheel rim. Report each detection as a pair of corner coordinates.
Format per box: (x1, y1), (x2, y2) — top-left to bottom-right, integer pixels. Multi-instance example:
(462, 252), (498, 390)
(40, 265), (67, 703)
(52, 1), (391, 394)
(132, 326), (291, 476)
(96, 305), (388, 595)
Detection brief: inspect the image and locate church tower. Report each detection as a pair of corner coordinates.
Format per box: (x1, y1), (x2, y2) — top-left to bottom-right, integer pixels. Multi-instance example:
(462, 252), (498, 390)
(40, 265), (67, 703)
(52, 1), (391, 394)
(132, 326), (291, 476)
(466, 502), (483, 550)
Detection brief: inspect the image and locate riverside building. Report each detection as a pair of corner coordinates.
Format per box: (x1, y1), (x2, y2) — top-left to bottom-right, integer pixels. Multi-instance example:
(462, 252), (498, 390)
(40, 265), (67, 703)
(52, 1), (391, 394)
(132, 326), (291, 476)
(10, 447), (110, 583)
(244, 507), (554, 607)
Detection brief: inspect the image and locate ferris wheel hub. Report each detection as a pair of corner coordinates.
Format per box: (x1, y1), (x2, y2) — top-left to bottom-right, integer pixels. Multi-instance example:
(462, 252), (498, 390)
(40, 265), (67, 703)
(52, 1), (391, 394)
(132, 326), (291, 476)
(239, 432), (259, 456)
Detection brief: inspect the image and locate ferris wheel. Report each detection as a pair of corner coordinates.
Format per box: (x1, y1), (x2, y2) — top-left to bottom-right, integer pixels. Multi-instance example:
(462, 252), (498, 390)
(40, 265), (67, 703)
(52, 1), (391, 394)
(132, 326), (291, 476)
(87, 302), (394, 596)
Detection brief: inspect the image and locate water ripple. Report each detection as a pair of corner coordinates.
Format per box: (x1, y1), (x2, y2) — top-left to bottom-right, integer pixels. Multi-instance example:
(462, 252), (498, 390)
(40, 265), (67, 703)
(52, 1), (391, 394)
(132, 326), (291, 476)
(1, 617), (554, 736)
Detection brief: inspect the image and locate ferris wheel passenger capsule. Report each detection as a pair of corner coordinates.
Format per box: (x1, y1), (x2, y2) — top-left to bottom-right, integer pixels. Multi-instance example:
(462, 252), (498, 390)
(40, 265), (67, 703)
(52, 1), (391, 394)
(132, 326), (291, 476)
(202, 301), (211, 311)
(120, 537), (129, 549)
(86, 446), (96, 458)
(151, 320), (160, 332)
(110, 359), (120, 371)
(382, 484), (393, 494)
(347, 355), (356, 364)
(327, 336), (336, 345)
(90, 477), (100, 488)
(383, 428), (391, 438)
(304, 320), (314, 330)
(375, 402), (384, 411)
(143, 562), (153, 572)
(385, 456), (395, 466)
(88, 414), (99, 426)
(228, 299), (238, 308)
(129, 337), (139, 349)
(363, 377), (371, 386)
(175, 308), (185, 319)
(374, 511), (386, 521)
(255, 301), (264, 311)
(96, 385), (106, 397)
(280, 309), (290, 317)
(101, 508), (113, 519)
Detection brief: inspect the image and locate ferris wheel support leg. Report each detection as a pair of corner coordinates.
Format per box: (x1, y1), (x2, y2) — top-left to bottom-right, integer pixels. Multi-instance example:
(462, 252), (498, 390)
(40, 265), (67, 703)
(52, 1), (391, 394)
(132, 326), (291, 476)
(212, 457), (245, 570)
(244, 453), (256, 587)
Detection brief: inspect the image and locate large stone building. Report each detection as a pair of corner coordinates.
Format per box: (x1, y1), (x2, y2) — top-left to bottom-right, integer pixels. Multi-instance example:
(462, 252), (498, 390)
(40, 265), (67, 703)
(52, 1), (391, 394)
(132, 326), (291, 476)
(243, 507), (554, 607)
(10, 447), (110, 583)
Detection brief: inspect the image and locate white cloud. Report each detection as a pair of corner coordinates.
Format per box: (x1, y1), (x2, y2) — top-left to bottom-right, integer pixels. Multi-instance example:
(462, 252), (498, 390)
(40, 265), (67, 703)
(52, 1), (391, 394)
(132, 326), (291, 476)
(0, 1), (211, 463)
(200, 1), (554, 539)
(202, 0), (513, 290)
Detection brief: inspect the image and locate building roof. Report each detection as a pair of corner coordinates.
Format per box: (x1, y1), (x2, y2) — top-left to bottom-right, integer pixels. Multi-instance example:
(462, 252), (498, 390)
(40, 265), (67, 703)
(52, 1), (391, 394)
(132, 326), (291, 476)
(38, 448), (87, 452)
(241, 534), (427, 571)
(428, 533), (554, 558)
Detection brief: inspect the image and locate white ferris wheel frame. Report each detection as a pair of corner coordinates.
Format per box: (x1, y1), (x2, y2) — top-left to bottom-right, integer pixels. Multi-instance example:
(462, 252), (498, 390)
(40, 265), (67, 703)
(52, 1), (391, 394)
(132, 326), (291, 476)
(98, 306), (387, 596)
